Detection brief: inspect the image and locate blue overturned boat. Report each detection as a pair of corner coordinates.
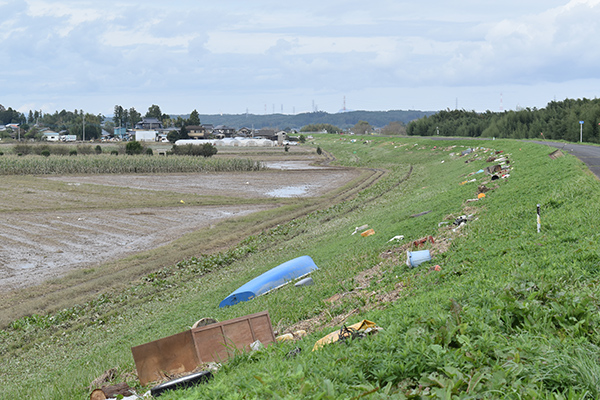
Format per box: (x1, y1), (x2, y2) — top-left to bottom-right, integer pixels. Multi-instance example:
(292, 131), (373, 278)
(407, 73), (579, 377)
(219, 255), (318, 308)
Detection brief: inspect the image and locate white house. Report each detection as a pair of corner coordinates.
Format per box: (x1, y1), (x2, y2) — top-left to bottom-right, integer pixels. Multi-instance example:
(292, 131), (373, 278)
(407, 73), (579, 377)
(43, 131), (61, 142)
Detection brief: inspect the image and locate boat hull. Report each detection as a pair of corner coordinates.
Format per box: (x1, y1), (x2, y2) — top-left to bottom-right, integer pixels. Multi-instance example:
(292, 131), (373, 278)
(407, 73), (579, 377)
(219, 255), (318, 308)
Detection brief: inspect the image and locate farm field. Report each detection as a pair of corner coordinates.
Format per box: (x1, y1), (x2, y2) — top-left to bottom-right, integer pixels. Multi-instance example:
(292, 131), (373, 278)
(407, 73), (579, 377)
(2, 135), (600, 399)
(0, 146), (370, 325)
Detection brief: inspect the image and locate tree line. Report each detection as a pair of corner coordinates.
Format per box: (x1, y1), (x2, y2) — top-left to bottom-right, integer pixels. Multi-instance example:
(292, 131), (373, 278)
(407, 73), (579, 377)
(407, 98), (600, 143)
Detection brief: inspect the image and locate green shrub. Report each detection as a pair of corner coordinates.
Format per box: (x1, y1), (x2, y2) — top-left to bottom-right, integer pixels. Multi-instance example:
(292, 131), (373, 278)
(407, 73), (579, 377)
(111, 150), (119, 155)
(170, 143), (218, 157)
(145, 148), (153, 155)
(41, 150), (50, 157)
(94, 145), (102, 155)
(317, 146), (322, 155)
(69, 150), (77, 156)
(125, 141), (144, 155)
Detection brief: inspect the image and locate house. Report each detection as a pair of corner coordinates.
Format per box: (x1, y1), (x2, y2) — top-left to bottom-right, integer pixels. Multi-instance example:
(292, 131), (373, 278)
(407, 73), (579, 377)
(43, 131), (61, 142)
(254, 128), (277, 140)
(237, 127), (253, 137)
(212, 125), (236, 138)
(186, 125), (210, 139)
(134, 118), (163, 130)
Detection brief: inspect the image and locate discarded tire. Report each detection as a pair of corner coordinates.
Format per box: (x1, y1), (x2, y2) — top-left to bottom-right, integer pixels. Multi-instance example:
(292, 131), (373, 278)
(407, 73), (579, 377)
(150, 371), (213, 397)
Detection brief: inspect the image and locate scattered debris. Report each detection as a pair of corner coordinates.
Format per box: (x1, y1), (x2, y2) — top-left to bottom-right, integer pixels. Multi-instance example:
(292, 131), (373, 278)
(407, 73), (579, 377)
(286, 347), (302, 358)
(150, 371), (213, 398)
(406, 249), (432, 267)
(410, 210), (432, 218)
(549, 149), (564, 159)
(276, 330), (308, 342)
(361, 228), (375, 237)
(352, 224), (369, 235)
(191, 317), (217, 329)
(485, 165), (502, 174)
(90, 382), (134, 400)
(477, 193), (486, 199)
(412, 235), (435, 248)
(477, 185), (492, 194)
(453, 215), (468, 226)
(388, 235), (404, 242)
(313, 320), (381, 351)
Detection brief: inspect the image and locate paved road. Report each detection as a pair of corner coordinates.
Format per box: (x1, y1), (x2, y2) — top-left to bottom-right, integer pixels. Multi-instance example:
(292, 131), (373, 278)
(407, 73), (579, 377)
(529, 141), (600, 180)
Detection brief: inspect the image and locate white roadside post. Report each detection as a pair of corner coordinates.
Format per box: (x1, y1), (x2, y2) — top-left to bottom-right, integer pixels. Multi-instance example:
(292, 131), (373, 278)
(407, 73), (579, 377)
(537, 204), (541, 233)
(580, 120), (584, 143)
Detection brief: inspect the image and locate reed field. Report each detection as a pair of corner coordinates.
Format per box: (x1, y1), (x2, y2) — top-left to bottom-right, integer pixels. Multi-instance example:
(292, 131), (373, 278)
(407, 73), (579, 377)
(2, 136), (600, 399)
(0, 154), (263, 175)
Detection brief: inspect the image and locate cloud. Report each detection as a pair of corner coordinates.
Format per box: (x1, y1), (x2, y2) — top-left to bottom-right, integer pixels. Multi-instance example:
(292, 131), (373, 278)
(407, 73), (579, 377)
(1, 1), (599, 115)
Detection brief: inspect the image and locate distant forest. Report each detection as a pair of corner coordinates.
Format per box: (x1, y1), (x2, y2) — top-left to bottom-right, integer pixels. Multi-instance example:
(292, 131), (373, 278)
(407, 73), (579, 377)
(407, 98), (600, 143)
(191, 110), (436, 130)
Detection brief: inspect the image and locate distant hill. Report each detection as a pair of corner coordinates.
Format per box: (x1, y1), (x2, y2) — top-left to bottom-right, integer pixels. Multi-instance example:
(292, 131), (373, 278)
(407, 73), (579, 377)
(175, 110), (437, 130)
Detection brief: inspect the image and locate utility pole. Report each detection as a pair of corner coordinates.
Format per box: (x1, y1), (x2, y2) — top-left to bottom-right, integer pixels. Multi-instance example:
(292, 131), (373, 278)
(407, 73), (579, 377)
(83, 113), (86, 142)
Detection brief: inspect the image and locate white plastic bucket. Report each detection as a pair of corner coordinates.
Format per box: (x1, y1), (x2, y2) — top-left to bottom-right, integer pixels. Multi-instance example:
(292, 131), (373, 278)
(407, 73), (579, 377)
(406, 250), (431, 267)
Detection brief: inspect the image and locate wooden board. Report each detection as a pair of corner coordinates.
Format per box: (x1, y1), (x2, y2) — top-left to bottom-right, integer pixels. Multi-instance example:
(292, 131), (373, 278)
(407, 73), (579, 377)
(131, 330), (199, 386)
(191, 311), (275, 363)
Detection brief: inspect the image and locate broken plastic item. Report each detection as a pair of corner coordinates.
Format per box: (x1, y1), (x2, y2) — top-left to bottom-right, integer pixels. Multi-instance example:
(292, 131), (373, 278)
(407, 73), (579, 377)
(250, 340), (264, 352)
(351, 224), (369, 235)
(413, 235), (434, 247)
(406, 250), (432, 267)
(388, 235), (404, 242)
(294, 277), (314, 287)
(361, 228), (375, 237)
(276, 333), (294, 342)
(477, 193), (486, 199)
(313, 320), (380, 350)
(150, 371), (213, 397)
(453, 216), (468, 226)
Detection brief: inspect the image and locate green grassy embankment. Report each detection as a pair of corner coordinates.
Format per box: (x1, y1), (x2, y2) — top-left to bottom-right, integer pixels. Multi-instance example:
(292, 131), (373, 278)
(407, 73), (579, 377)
(2, 136), (600, 399)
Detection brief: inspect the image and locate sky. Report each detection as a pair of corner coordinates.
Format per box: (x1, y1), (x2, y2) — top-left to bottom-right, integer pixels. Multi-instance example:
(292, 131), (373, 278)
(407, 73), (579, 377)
(1, 0), (599, 117)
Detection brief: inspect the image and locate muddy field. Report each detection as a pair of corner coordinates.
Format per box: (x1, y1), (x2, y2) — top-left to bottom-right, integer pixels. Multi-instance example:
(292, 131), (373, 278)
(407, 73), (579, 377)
(0, 162), (360, 291)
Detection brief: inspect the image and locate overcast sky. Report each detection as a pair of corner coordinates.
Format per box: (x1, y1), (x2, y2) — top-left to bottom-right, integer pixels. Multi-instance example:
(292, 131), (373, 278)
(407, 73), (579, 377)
(1, 0), (599, 117)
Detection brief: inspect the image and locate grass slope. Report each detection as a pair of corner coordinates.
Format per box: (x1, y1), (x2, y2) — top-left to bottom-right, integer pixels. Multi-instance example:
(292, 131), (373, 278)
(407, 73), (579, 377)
(2, 136), (600, 399)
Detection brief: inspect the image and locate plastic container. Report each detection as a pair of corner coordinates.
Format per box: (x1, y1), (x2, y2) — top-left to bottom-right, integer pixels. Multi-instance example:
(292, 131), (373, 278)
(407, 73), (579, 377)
(406, 250), (431, 267)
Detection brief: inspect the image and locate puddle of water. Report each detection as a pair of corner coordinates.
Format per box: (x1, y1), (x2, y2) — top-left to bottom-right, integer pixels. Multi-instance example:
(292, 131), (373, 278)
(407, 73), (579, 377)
(267, 186), (308, 197)
(264, 161), (323, 170)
